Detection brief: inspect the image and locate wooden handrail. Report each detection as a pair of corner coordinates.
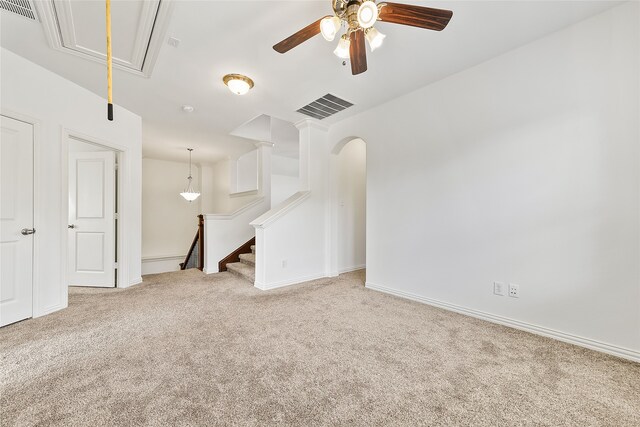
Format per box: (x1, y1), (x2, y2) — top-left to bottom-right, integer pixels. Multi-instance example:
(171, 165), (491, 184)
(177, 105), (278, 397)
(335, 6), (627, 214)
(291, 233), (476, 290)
(197, 214), (204, 271)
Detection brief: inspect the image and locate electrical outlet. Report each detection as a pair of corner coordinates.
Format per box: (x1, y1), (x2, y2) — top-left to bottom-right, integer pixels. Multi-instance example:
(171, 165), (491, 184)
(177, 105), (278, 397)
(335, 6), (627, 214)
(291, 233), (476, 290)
(282, 260), (287, 268)
(509, 283), (520, 298)
(493, 281), (505, 296)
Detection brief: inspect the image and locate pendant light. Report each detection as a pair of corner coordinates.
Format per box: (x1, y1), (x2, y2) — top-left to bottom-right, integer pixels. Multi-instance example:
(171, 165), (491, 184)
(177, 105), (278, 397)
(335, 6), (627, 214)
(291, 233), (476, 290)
(180, 148), (200, 202)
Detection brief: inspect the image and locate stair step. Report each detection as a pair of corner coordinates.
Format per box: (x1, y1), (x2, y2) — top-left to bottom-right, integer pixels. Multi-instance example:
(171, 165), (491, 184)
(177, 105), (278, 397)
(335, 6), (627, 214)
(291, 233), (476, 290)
(226, 262), (255, 283)
(239, 253), (255, 266)
(250, 245), (255, 254)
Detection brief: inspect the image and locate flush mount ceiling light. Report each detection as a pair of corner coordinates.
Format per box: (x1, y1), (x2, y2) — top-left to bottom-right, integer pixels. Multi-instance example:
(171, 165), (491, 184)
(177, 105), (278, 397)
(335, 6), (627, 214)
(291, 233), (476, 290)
(223, 74), (254, 95)
(273, 1), (453, 75)
(182, 104), (194, 113)
(180, 148), (200, 202)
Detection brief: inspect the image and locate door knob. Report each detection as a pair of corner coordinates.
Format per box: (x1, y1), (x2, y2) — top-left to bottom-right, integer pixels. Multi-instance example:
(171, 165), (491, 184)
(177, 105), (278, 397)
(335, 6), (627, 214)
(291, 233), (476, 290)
(68, 224), (76, 229)
(21, 228), (36, 235)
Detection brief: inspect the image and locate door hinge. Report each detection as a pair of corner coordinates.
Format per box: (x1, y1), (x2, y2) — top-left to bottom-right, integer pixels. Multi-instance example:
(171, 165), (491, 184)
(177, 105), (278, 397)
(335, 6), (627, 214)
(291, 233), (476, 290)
(114, 213), (119, 220)
(114, 262), (119, 268)
(114, 163), (119, 171)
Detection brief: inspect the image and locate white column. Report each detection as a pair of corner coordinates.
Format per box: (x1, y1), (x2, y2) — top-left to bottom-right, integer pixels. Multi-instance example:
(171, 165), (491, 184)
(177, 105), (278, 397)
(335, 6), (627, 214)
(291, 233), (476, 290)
(255, 141), (273, 208)
(294, 119), (332, 276)
(295, 119), (329, 192)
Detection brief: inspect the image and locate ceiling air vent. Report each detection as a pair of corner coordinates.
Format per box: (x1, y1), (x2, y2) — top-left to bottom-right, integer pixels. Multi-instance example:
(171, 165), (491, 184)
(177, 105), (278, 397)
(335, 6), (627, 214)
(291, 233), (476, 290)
(0, 0), (38, 21)
(297, 94), (353, 120)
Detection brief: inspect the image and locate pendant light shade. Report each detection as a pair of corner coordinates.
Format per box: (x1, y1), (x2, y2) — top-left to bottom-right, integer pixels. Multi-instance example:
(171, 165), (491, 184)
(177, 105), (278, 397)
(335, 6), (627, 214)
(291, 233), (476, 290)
(180, 148), (200, 202)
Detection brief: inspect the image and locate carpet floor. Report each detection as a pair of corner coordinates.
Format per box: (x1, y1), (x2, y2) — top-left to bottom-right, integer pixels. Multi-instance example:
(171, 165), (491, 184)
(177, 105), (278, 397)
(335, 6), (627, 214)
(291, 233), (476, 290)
(1, 270), (638, 426)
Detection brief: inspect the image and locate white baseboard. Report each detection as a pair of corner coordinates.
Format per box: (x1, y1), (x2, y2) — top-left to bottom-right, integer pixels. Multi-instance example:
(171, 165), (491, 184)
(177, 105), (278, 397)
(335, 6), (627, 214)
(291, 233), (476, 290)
(338, 264), (366, 274)
(34, 303), (66, 318)
(365, 282), (640, 363)
(141, 255), (184, 275)
(129, 277), (143, 286)
(255, 272), (327, 291)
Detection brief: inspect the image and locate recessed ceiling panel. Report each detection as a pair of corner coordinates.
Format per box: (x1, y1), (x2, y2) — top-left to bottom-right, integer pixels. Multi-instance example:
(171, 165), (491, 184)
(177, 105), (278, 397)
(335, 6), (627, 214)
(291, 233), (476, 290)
(36, 0), (172, 77)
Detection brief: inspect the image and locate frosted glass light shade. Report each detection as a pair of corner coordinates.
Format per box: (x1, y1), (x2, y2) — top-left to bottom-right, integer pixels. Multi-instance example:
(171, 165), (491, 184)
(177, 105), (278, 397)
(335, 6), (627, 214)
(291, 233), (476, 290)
(357, 1), (378, 29)
(227, 79), (250, 95)
(333, 35), (350, 59)
(320, 16), (341, 41)
(223, 74), (254, 95)
(365, 27), (386, 51)
(180, 191), (200, 202)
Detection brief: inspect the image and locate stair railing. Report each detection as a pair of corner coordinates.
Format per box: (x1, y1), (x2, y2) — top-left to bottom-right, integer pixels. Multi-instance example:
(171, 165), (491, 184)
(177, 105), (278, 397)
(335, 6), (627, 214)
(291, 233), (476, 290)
(180, 214), (204, 271)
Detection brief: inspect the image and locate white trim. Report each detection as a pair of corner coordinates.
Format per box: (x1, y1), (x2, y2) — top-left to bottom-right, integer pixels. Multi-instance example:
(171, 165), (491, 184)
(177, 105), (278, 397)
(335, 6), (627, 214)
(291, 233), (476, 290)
(141, 254), (184, 275)
(250, 191), (311, 229)
(61, 129), (131, 290)
(254, 141), (274, 148)
(365, 282), (640, 363)
(142, 254), (185, 262)
(255, 272), (327, 291)
(34, 0), (173, 78)
(229, 189), (258, 198)
(338, 264), (366, 274)
(128, 277), (143, 287)
(0, 109), (52, 318)
(204, 197), (264, 220)
(294, 118), (330, 132)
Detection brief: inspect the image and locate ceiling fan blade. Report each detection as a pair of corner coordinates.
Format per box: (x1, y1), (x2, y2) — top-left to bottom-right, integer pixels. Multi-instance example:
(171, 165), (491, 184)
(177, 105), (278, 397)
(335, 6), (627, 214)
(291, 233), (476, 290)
(378, 2), (453, 31)
(273, 16), (329, 54)
(349, 30), (367, 75)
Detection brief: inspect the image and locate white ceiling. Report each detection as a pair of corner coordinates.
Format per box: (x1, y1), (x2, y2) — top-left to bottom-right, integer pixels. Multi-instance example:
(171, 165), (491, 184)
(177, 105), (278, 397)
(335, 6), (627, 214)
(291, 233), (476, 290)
(0, 0), (622, 165)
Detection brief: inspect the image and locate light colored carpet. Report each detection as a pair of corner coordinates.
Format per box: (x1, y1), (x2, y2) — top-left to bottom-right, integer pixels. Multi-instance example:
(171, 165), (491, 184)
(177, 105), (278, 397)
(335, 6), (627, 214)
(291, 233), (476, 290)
(1, 270), (638, 426)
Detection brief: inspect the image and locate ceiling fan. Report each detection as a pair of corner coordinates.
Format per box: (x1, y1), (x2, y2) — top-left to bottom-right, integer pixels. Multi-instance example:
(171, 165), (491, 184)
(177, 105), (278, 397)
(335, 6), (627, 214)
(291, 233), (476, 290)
(273, 0), (453, 75)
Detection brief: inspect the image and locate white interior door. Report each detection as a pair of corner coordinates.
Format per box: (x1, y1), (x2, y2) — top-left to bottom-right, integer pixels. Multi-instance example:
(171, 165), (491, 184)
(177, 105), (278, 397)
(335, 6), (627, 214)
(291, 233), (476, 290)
(68, 151), (115, 287)
(1, 116), (34, 327)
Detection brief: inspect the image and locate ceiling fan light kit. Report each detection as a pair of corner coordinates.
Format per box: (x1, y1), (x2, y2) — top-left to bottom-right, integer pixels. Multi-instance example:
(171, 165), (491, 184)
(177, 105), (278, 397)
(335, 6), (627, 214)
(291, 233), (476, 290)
(357, 1), (379, 28)
(223, 73), (254, 95)
(365, 27), (386, 51)
(334, 34), (351, 59)
(321, 16), (342, 41)
(273, 0), (453, 75)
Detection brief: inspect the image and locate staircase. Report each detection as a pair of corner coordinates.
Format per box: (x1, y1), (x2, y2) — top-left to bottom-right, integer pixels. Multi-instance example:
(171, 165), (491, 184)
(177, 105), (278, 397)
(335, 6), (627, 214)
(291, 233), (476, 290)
(226, 245), (255, 283)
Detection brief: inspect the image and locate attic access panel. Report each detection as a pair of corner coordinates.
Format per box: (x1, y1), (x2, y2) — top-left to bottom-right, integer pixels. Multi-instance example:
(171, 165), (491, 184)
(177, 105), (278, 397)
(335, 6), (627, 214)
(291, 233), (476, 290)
(36, 0), (172, 77)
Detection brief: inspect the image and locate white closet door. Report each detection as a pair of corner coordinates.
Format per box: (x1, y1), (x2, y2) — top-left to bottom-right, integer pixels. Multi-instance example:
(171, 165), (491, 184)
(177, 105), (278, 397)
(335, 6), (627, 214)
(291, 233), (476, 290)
(68, 151), (115, 287)
(1, 115), (34, 327)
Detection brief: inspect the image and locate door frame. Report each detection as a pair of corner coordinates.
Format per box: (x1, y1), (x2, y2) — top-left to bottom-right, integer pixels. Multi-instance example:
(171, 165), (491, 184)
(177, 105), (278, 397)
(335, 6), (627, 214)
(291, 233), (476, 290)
(1, 109), (44, 316)
(61, 128), (130, 289)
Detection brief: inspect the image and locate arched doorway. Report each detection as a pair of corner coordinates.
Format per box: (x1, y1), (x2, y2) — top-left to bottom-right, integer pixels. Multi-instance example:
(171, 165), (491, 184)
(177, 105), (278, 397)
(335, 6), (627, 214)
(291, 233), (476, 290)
(331, 137), (366, 276)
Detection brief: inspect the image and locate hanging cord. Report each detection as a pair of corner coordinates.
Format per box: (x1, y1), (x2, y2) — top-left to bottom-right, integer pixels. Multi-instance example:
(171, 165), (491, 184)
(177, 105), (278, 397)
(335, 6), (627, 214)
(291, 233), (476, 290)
(106, 0), (113, 121)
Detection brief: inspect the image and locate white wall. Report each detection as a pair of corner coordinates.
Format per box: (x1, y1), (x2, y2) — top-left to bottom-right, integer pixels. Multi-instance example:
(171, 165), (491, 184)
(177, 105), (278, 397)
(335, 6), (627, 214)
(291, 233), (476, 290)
(252, 121), (330, 290)
(141, 158), (201, 275)
(271, 154), (299, 207)
(208, 158), (261, 213)
(329, 3), (639, 359)
(232, 149), (258, 193)
(271, 174), (299, 207)
(336, 139), (366, 273)
(0, 48), (142, 317)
